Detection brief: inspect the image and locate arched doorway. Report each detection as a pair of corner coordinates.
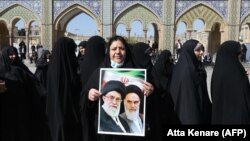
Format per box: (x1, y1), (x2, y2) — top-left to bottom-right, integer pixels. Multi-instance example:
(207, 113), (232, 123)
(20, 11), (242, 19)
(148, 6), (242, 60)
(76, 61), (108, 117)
(175, 3), (225, 54)
(54, 4), (100, 46)
(12, 18), (26, 47)
(0, 21), (9, 49)
(114, 3), (161, 48)
(115, 23), (127, 37)
(149, 23), (159, 48)
(28, 20), (40, 46)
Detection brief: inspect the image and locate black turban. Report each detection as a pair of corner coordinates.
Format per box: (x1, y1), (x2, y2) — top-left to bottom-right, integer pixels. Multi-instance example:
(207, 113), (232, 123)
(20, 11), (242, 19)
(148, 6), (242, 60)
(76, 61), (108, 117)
(125, 85), (143, 100)
(101, 80), (126, 99)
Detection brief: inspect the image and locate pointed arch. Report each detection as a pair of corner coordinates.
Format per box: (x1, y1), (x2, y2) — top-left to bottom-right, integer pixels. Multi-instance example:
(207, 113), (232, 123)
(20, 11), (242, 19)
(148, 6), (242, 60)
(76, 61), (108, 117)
(114, 2), (160, 21)
(176, 3), (225, 30)
(114, 3), (160, 29)
(176, 2), (226, 21)
(115, 22), (128, 30)
(0, 4), (40, 24)
(54, 3), (100, 31)
(241, 12), (250, 26)
(10, 17), (25, 28)
(115, 23), (127, 36)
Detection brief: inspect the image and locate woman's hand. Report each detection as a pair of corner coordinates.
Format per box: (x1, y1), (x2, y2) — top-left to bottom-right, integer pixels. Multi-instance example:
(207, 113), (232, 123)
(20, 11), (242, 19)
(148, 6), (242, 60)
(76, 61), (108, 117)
(0, 80), (7, 94)
(143, 81), (154, 97)
(120, 76), (129, 84)
(245, 69), (249, 76)
(88, 88), (101, 101)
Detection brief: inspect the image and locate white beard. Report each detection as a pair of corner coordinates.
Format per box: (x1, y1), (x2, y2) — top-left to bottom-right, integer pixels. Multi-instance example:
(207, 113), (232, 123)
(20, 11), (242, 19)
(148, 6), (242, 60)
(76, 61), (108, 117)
(102, 103), (121, 117)
(124, 106), (140, 120)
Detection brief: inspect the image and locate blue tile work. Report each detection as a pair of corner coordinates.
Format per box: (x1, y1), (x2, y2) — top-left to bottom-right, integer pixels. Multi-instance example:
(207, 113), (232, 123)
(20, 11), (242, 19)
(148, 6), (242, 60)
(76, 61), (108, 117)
(0, 0), (41, 17)
(113, 0), (163, 18)
(241, 0), (250, 19)
(175, 0), (228, 19)
(53, 0), (101, 19)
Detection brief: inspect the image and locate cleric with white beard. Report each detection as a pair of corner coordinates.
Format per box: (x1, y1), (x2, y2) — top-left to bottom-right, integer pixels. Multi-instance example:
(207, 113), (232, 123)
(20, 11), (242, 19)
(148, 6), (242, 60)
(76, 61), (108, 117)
(120, 85), (144, 134)
(99, 80), (130, 133)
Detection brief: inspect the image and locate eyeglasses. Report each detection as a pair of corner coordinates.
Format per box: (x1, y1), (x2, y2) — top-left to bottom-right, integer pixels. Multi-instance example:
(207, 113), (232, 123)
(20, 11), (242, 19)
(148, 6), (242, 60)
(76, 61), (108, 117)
(104, 95), (122, 103)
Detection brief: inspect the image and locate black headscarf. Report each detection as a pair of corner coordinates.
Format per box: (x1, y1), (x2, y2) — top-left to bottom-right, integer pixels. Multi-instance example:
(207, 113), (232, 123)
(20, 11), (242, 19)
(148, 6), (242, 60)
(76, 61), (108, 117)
(1, 46), (32, 74)
(131, 42), (163, 140)
(78, 40), (87, 49)
(211, 40), (250, 124)
(101, 35), (135, 68)
(154, 50), (173, 93)
(79, 36), (106, 87)
(0, 49), (10, 76)
(46, 37), (82, 141)
(132, 42), (152, 69)
(153, 50), (180, 127)
(77, 41), (87, 63)
(170, 39), (211, 124)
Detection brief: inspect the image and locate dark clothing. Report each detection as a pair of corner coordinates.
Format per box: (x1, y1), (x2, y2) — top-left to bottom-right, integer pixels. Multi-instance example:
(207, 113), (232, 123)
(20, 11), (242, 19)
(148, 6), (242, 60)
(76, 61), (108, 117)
(46, 37), (82, 141)
(34, 50), (50, 88)
(170, 39), (212, 125)
(77, 41), (87, 74)
(154, 50), (180, 125)
(241, 43), (248, 62)
(30, 51), (37, 64)
(77, 54), (84, 74)
(204, 54), (212, 65)
(0, 46), (47, 141)
(152, 42), (158, 49)
(211, 41), (250, 124)
(19, 41), (26, 60)
(31, 45), (36, 52)
(79, 36), (106, 88)
(100, 108), (130, 133)
(132, 42), (162, 141)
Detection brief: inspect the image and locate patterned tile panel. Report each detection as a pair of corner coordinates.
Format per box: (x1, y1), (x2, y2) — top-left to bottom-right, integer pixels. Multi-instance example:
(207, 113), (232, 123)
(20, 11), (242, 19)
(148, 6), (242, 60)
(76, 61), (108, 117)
(175, 0), (228, 19)
(241, 0), (250, 19)
(53, 0), (101, 19)
(116, 5), (159, 28)
(0, 0), (41, 17)
(113, 0), (163, 19)
(1, 5), (37, 23)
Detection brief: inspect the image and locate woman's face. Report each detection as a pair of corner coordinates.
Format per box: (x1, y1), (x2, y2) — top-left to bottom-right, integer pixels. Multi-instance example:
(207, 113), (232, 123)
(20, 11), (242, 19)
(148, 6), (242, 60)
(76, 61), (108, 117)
(79, 46), (85, 55)
(194, 43), (204, 61)
(109, 40), (126, 63)
(8, 52), (16, 63)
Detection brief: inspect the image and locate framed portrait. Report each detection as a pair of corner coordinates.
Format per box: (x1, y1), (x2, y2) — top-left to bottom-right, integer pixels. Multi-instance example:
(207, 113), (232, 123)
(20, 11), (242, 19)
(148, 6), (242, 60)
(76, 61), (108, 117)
(98, 68), (146, 136)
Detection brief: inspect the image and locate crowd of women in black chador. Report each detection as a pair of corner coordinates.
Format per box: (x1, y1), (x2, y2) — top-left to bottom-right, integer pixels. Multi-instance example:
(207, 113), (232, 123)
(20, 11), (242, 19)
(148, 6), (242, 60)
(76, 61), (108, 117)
(1, 35), (250, 141)
(0, 46), (47, 141)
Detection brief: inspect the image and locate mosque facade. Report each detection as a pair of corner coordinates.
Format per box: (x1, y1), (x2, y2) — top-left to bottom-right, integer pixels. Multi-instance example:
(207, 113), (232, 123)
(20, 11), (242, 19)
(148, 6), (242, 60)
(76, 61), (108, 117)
(0, 0), (250, 55)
